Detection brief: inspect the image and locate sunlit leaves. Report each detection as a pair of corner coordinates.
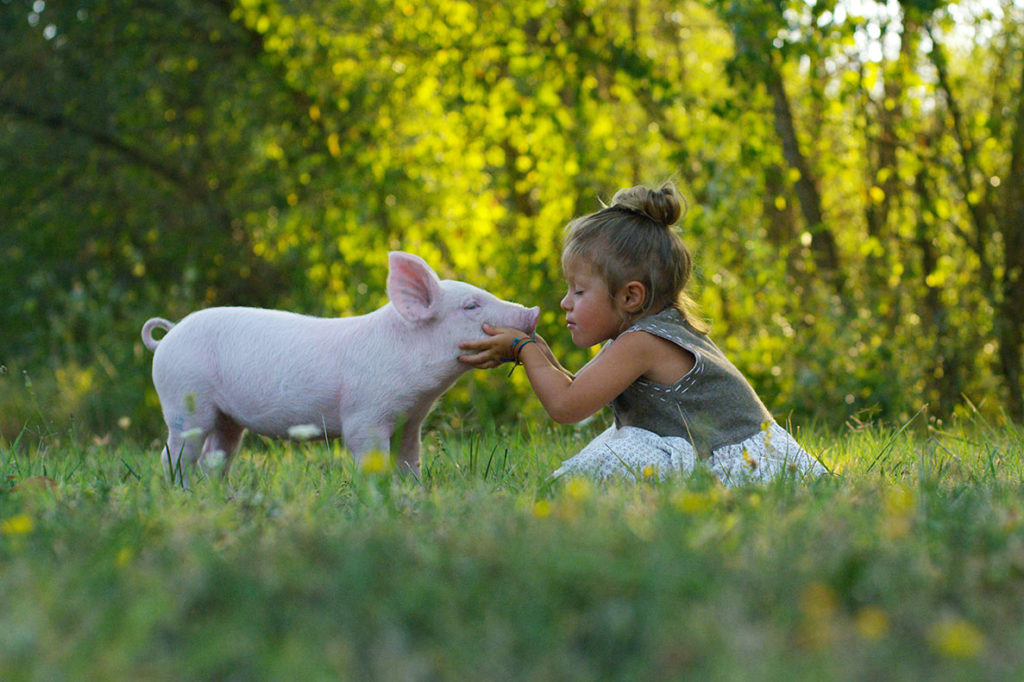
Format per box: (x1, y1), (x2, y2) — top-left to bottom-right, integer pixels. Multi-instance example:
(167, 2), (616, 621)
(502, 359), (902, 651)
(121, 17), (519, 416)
(2, 0), (1022, 432)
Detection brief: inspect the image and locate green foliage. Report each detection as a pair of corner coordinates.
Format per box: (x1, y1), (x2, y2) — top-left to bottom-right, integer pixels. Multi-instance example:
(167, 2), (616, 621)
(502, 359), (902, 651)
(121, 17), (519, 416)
(1, 423), (1024, 678)
(1, 0), (1023, 438)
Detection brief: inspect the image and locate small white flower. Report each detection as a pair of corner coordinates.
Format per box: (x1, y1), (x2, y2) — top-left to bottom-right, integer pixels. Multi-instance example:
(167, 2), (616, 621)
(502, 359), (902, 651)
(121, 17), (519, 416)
(288, 424), (322, 441)
(201, 449), (226, 470)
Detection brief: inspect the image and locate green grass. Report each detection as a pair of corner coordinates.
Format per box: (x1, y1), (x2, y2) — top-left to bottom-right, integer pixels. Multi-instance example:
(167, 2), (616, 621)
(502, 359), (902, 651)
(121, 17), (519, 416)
(1, 416), (1024, 681)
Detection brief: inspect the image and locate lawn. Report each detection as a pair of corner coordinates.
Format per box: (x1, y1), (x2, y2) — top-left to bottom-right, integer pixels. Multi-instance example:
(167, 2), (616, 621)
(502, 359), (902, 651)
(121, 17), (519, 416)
(1, 415), (1023, 680)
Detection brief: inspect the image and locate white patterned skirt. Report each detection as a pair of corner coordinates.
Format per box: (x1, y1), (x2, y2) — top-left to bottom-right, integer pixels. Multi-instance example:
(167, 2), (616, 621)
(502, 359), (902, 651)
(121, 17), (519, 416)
(552, 423), (828, 485)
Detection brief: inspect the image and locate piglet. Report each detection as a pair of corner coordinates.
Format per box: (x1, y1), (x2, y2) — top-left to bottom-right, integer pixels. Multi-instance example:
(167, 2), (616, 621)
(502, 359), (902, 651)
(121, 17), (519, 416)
(142, 251), (539, 487)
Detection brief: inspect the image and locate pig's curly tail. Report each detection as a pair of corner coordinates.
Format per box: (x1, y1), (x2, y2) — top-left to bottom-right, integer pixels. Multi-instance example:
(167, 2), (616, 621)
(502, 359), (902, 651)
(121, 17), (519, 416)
(141, 318), (175, 351)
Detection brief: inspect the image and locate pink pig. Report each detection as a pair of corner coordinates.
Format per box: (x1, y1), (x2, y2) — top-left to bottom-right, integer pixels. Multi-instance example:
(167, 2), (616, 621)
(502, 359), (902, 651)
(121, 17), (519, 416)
(141, 251), (539, 487)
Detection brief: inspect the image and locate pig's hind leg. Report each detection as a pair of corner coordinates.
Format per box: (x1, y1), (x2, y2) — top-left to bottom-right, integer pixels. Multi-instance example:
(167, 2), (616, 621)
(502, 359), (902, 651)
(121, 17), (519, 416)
(164, 428), (203, 488)
(161, 402), (218, 489)
(200, 411), (246, 479)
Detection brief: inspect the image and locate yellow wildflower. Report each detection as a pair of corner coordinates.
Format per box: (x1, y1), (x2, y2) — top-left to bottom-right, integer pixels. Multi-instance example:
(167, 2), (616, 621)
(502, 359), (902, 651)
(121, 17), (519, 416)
(532, 499), (552, 519)
(116, 547), (134, 567)
(359, 451), (393, 475)
(800, 582), (838, 622)
(673, 490), (712, 515)
(797, 582), (838, 649)
(929, 618), (985, 659)
(625, 499), (653, 540)
(1, 514), (34, 536)
(883, 484), (915, 540)
(885, 484), (915, 515)
(564, 477), (591, 502)
(855, 606), (890, 641)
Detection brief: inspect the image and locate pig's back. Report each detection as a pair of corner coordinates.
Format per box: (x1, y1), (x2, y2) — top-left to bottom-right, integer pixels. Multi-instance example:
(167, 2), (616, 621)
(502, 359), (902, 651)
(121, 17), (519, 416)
(163, 306), (338, 360)
(154, 307), (360, 435)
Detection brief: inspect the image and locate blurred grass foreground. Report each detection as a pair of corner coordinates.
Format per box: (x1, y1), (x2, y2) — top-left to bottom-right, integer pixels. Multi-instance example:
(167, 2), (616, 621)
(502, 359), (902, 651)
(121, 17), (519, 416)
(1, 418), (1024, 679)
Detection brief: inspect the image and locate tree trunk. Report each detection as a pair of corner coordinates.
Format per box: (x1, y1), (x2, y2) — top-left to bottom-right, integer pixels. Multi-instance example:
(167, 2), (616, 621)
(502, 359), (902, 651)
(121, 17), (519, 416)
(913, 169), (964, 416)
(995, 56), (1024, 421)
(927, 25), (1024, 421)
(763, 56), (845, 298)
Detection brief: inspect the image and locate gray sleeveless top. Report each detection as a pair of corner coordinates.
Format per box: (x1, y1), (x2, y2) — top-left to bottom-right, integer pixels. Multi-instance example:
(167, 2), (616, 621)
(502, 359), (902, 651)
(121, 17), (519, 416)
(611, 307), (774, 458)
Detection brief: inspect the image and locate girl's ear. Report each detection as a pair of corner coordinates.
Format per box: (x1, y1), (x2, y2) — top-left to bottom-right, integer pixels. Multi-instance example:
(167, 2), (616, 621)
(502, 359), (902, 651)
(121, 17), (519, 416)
(618, 281), (647, 314)
(387, 251), (442, 322)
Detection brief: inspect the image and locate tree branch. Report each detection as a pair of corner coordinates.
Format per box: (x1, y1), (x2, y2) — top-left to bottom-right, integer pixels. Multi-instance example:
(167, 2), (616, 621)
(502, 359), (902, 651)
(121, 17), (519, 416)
(926, 24), (995, 245)
(0, 96), (205, 200)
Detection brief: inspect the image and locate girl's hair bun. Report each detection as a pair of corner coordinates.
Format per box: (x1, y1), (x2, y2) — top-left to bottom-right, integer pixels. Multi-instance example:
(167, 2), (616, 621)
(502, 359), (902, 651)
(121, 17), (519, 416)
(610, 181), (685, 228)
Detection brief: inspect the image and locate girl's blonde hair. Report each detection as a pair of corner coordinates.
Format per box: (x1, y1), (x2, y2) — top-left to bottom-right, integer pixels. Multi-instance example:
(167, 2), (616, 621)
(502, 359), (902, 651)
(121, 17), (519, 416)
(562, 181), (705, 331)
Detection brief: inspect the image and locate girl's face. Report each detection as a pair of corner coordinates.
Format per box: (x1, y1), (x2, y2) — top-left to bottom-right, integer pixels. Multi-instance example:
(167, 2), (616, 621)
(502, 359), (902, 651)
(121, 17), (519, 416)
(560, 259), (626, 348)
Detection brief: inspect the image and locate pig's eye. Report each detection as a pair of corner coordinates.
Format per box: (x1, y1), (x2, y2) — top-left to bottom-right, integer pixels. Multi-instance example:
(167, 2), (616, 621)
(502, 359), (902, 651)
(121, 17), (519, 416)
(463, 301), (480, 311)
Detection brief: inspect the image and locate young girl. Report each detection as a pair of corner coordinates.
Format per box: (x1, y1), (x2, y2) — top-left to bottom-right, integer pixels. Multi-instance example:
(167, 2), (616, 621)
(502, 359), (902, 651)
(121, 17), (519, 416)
(458, 181), (827, 484)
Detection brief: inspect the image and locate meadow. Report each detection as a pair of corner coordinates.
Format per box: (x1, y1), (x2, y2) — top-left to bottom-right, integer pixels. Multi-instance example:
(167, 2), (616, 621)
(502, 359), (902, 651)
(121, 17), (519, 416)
(2, 413), (1023, 681)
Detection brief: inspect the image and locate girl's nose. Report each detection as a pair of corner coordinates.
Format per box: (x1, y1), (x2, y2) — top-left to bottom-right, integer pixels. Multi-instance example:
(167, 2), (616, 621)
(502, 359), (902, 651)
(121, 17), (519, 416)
(560, 292), (571, 311)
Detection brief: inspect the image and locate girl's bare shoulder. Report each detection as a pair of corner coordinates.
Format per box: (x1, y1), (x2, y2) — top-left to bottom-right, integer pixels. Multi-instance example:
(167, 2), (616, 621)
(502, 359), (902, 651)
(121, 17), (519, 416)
(617, 328), (695, 385)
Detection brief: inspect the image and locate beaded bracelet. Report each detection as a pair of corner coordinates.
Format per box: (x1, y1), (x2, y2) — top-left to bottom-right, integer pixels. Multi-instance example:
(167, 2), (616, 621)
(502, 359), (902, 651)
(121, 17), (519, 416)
(507, 334), (537, 376)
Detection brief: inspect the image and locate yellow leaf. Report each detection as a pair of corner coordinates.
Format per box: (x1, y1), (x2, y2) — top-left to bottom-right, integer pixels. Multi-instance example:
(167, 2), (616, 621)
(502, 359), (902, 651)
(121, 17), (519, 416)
(925, 271), (945, 288)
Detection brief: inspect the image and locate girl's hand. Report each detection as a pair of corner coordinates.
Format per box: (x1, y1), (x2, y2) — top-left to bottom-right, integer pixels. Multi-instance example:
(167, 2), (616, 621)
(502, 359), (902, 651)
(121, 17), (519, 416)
(458, 324), (526, 370)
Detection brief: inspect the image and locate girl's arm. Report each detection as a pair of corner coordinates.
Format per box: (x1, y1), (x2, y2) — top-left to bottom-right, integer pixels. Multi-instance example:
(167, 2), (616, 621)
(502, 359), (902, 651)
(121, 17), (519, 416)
(460, 325), (657, 424)
(527, 330), (574, 380)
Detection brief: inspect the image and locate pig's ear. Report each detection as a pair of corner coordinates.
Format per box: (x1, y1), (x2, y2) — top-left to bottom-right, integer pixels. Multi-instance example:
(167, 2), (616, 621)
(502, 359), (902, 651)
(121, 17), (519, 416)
(387, 251), (442, 322)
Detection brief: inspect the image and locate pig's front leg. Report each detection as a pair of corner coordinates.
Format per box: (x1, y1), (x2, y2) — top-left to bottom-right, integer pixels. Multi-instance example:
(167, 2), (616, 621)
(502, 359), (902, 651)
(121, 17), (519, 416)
(342, 410), (425, 477)
(342, 413), (394, 465)
(395, 411), (427, 477)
